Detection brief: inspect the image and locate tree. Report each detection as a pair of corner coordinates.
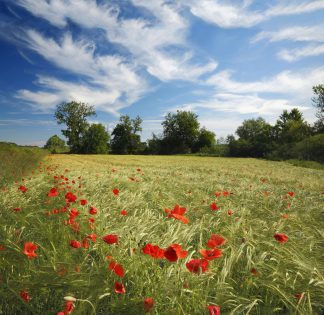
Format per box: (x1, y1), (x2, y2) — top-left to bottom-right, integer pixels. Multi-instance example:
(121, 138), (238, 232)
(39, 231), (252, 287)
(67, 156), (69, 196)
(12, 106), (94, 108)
(192, 128), (216, 153)
(110, 115), (143, 154)
(55, 101), (96, 153)
(312, 84), (324, 133)
(82, 124), (110, 154)
(162, 110), (200, 154)
(44, 135), (67, 153)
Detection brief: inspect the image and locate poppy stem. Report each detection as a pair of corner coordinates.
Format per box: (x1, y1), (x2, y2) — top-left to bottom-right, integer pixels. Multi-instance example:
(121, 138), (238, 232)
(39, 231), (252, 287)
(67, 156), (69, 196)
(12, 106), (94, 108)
(77, 299), (96, 314)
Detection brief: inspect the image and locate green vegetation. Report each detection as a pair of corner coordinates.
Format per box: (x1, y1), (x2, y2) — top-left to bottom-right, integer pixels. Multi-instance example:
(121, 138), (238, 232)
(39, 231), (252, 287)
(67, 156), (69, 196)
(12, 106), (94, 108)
(0, 155), (323, 314)
(44, 135), (68, 153)
(0, 142), (47, 187)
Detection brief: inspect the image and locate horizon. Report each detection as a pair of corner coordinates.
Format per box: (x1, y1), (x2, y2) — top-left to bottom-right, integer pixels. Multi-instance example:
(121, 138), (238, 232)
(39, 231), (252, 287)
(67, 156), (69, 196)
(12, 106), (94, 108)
(1, 0), (324, 146)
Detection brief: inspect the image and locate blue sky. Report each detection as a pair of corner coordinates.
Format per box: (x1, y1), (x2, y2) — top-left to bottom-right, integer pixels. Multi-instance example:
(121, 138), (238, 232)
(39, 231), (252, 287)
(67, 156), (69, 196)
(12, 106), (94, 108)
(0, 0), (324, 146)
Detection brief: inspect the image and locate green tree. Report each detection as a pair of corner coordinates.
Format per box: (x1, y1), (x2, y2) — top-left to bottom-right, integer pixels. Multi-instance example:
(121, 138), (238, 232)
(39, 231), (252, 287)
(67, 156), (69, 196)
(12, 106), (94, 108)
(110, 115), (143, 154)
(54, 101), (96, 153)
(44, 135), (67, 153)
(312, 84), (324, 133)
(192, 128), (216, 153)
(162, 110), (200, 154)
(83, 124), (110, 154)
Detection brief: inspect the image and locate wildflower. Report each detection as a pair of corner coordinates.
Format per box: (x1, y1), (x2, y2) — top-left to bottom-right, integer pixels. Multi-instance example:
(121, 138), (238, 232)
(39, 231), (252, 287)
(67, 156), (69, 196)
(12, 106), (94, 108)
(20, 290), (31, 303)
(114, 281), (125, 294)
(164, 244), (187, 262)
(199, 248), (222, 260)
(109, 261), (125, 277)
(210, 203), (220, 211)
(80, 199), (87, 206)
(251, 268), (258, 275)
(89, 206), (97, 215)
(48, 188), (58, 197)
(274, 233), (288, 243)
(112, 188), (119, 196)
(144, 297), (155, 312)
(70, 240), (81, 248)
(207, 234), (226, 248)
(207, 305), (220, 315)
(166, 204), (189, 224)
(19, 185), (27, 193)
(120, 210), (127, 216)
(143, 243), (164, 259)
(103, 234), (118, 245)
(23, 242), (38, 259)
(186, 258), (209, 274)
(65, 192), (77, 203)
(227, 209), (233, 216)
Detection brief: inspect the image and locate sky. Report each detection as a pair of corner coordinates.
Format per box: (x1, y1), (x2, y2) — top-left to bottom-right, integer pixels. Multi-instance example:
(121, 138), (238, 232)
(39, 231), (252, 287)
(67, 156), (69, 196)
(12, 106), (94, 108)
(0, 0), (324, 146)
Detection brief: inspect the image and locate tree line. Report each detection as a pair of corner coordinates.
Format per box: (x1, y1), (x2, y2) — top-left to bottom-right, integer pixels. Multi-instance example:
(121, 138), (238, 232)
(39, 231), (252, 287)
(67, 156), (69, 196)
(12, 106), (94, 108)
(45, 85), (324, 162)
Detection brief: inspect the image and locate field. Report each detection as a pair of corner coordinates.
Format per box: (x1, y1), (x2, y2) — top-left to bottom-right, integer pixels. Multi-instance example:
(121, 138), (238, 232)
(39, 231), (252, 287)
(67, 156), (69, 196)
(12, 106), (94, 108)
(1, 154), (324, 315)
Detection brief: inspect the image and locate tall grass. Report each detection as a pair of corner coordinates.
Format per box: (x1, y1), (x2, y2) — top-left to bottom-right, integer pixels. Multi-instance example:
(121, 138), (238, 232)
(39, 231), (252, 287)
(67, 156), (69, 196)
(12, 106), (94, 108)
(0, 155), (323, 314)
(0, 142), (48, 187)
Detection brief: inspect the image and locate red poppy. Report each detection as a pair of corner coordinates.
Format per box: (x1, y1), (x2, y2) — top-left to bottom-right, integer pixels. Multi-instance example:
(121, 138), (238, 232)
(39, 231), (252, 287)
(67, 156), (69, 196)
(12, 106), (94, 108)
(166, 204), (189, 224)
(210, 203), (220, 211)
(48, 188), (58, 197)
(164, 244), (188, 262)
(214, 192), (221, 197)
(143, 243), (165, 259)
(114, 281), (125, 294)
(87, 234), (97, 242)
(103, 234), (118, 245)
(112, 188), (119, 196)
(65, 192), (77, 203)
(251, 268), (258, 276)
(120, 210), (127, 216)
(281, 214), (289, 219)
(89, 206), (97, 215)
(0, 245), (5, 250)
(274, 233), (288, 243)
(70, 240), (81, 248)
(294, 293), (305, 301)
(82, 238), (89, 249)
(227, 209), (233, 216)
(222, 191), (229, 196)
(287, 192), (294, 197)
(137, 168), (141, 172)
(207, 234), (226, 248)
(186, 258), (209, 274)
(19, 185), (27, 193)
(199, 248), (222, 260)
(20, 290), (31, 303)
(207, 305), (220, 315)
(14, 207), (21, 212)
(80, 199), (87, 206)
(64, 301), (74, 314)
(144, 297), (155, 312)
(23, 242), (38, 259)
(109, 261), (125, 277)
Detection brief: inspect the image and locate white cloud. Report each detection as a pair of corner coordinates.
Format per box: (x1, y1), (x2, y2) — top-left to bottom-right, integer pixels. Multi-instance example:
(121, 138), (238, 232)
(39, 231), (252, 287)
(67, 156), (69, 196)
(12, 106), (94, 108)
(278, 44), (324, 62)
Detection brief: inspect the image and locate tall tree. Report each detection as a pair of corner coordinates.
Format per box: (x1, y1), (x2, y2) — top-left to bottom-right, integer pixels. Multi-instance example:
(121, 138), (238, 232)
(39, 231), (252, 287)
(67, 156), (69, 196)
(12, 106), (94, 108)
(55, 101), (96, 153)
(162, 110), (200, 154)
(44, 135), (67, 153)
(83, 124), (110, 154)
(312, 84), (324, 133)
(110, 115), (143, 154)
(192, 128), (216, 153)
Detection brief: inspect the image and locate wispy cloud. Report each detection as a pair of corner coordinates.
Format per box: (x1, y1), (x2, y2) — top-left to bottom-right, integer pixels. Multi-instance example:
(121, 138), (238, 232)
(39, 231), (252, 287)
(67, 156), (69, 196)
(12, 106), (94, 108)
(278, 44), (324, 62)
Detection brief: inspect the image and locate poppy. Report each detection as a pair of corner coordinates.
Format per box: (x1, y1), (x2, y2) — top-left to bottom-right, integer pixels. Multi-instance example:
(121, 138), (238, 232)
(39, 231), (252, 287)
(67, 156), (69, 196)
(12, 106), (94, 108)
(186, 258), (209, 274)
(112, 188), (119, 196)
(294, 293), (305, 301)
(214, 192), (221, 197)
(80, 199), (87, 206)
(82, 238), (89, 249)
(167, 204), (189, 224)
(103, 234), (118, 245)
(109, 261), (125, 277)
(251, 268), (258, 276)
(137, 168), (141, 172)
(144, 297), (155, 312)
(0, 245), (5, 250)
(281, 214), (289, 219)
(143, 243), (165, 259)
(121, 210), (127, 216)
(274, 233), (288, 243)
(227, 209), (233, 216)
(65, 192), (77, 203)
(64, 301), (74, 314)
(210, 203), (220, 211)
(87, 234), (97, 242)
(48, 188), (58, 197)
(114, 281), (125, 294)
(20, 290), (31, 303)
(19, 185), (27, 193)
(207, 234), (226, 248)
(24, 242), (38, 259)
(70, 240), (81, 248)
(164, 244), (187, 262)
(199, 248), (222, 260)
(89, 206), (97, 215)
(222, 191), (229, 196)
(287, 192), (294, 197)
(14, 207), (21, 212)
(207, 305), (220, 315)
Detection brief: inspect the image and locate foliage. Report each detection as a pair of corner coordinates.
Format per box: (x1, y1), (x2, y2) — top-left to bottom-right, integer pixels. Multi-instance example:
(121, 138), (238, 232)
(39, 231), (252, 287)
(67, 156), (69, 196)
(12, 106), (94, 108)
(82, 124), (110, 154)
(54, 101), (96, 153)
(192, 128), (216, 153)
(1, 154), (323, 314)
(292, 134), (324, 163)
(110, 115), (143, 154)
(44, 135), (68, 153)
(312, 84), (324, 133)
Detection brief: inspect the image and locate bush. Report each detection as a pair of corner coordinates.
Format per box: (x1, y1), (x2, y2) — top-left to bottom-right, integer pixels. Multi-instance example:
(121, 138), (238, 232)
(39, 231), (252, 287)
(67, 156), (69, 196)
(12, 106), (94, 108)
(292, 134), (324, 163)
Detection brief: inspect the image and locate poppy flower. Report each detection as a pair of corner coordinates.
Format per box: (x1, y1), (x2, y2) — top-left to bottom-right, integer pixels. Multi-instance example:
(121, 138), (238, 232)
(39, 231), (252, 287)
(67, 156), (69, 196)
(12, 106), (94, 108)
(143, 243), (165, 259)
(207, 305), (220, 315)
(103, 234), (118, 245)
(164, 244), (188, 262)
(120, 210), (127, 216)
(64, 301), (74, 314)
(24, 242), (38, 259)
(112, 188), (119, 196)
(65, 192), (77, 203)
(20, 290), (31, 303)
(210, 203), (220, 211)
(19, 185), (27, 193)
(109, 261), (125, 277)
(287, 192), (294, 197)
(48, 188), (58, 197)
(274, 233), (288, 243)
(89, 206), (97, 215)
(0, 245), (5, 250)
(222, 191), (229, 196)
(80, 199), (87, 206)
(199, 248), (222, 260)
(207, 234), (226, 248)
(144, 297), (155, 312)
(281, 214), (289, 219)
(87, 234), (97, 242)
(114, 281), (125, 294)
(137, 168), (141, 172)
(294, 293), (305, 301)
(166, 204), (189, 224)
(14, 207), (21, 212)
(214, 192), (221, 197)
(70, 240), (81, 248)
(251, 268), (258, 276)
(227, 209), (233, 216)
(186, 258), (209, 274)
(82, 238), (89, 249)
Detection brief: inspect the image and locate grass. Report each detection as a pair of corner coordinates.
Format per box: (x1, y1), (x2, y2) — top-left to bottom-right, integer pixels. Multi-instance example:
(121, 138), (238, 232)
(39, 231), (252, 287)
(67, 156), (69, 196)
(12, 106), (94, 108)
(285, 159), (324, 171)
(0, 142), (48, 188)
(0, 154), (324, 314)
